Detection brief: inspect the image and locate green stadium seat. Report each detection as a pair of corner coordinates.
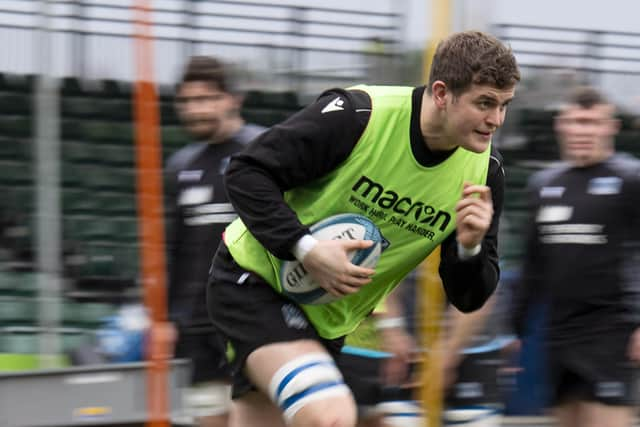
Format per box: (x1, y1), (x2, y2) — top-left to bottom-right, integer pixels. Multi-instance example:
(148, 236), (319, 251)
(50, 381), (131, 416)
(67, 241), (140, 282)
(0, 116), (32, 138)
(0, 271), (39, 296)
(244, 90), (300, 111)
(98, 192), (136, 215)
(111, 168), (136, 192)
(618, 113), (637, 131)
(62, 188), (101, 214)
(1, 185), (35, 215)
(64, 215), (119, 241)
(265, 91), (299, 110)
(61, 119), (133, 144)
(0, 92), (31, 115)
(4, 216), (35, 256)
(0, 272), (14, 294)
(118, 244), (139, 279)
(616, 131), (640, 156)
(162, 125), (190, 148)
(0, 297), (37, 323)
(0, 160), (32, 185)
(62, 97), (133, 121)
(0, 137), (30, 161)
(93, 144), (134, 166)
(242, 90), (265, 108)
(101, 79), (133, 99)
(0, 328), (39, 353)
(500, 233), (526, 261)
(83, 120), (133, 144)
(74, 242), (120, 278)
(520, 108), (555, 128)
(241, 109), (288, 127)
(61, 162), (88, 187)
(60, 96), (98, 119)
(100, 99), (133, 121)
(61, 300), (81, 324)
(83, 166), (134, 192)
(506, 166), (535, 188)
(60, 76), (85, 97)
(61, 141), (100, 164)
(61, 118), (83, 140)
(75, 302), (116, 325)
(502, 210), (530, 236)
(526, 133), (559, 160)
(160, 101), (180, 126)
(503, 188), (529, 210)
(0, 73), (35, 93)
(112, 217), (139, 243)
(62, 301), (115, 326)
(61, 328), (93, 352)
(0, 326), (88, 354)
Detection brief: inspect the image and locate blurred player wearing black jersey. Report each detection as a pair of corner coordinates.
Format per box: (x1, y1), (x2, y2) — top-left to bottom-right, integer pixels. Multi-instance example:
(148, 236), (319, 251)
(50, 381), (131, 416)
(166, 56), (264, 427)
(513, 86), (640, 427)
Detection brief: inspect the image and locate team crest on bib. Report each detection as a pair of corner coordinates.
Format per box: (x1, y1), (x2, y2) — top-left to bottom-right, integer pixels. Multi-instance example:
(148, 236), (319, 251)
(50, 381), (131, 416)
(281, 304), (308, 330)
(588, 176), (622, 195)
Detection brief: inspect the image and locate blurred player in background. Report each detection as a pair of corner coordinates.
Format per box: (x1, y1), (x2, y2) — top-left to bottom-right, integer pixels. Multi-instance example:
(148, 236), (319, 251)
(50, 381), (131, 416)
(208, 31), (519, 427)
(512, 86), (640, 427)
(165, 55), (264, 427)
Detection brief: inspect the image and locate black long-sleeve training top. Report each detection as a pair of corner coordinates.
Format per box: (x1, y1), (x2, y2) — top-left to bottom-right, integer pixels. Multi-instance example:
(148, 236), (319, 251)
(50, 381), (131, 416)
(512, 153), (640, 341)
(225, 86), (504, 312)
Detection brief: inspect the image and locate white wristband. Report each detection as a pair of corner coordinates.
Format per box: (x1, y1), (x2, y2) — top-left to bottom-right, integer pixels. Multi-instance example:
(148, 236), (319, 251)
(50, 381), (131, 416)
(376, 316), (407, 330)
(457, 242), (481, 260)
(291, 234), (319, 262)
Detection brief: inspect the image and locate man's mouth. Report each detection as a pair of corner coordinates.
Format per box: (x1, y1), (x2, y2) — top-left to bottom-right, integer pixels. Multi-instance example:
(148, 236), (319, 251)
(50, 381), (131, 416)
(475, 130), (492, 138)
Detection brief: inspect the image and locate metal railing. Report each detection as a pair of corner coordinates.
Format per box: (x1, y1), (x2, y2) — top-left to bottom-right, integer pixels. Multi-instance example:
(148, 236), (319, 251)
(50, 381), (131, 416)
(496, 23), (640, 82)
(0, 0), (403, 91)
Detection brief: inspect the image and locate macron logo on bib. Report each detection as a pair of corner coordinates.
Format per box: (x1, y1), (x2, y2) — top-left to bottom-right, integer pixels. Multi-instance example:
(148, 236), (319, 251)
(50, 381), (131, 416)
(321, 96), (345, 114)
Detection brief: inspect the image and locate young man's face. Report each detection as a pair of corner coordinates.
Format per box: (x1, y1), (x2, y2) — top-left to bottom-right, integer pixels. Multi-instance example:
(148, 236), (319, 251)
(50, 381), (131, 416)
(555, 103), (618, 167)
(445, 83), (515, 153)
(175, 81), (239, 142)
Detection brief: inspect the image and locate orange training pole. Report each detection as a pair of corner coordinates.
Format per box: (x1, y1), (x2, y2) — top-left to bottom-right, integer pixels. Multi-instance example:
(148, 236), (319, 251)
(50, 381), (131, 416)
(133, 2), (171, 426)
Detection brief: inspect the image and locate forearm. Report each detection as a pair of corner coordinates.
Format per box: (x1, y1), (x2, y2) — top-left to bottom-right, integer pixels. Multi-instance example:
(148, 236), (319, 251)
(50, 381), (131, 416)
(439, 235), (499, 313)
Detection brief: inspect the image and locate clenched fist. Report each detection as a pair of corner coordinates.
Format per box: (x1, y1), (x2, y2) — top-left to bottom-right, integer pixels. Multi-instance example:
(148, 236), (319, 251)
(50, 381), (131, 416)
(455, 182), (493, 249)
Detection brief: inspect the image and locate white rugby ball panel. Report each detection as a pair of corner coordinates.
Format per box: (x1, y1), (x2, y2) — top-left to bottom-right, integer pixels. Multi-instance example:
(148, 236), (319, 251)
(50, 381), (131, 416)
(279, 213), (385, 305)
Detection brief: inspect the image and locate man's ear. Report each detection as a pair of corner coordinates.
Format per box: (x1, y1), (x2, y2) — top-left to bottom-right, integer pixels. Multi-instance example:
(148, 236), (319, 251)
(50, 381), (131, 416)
(431, 80), (448, 109)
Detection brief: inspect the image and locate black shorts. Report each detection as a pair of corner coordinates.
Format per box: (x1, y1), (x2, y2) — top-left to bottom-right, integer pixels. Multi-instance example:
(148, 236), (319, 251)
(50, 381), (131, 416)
(206, 242), (344, 398)
(337, 348), (414, 407)
(548, 331), (639, 406)
(174, 328), (231, 384)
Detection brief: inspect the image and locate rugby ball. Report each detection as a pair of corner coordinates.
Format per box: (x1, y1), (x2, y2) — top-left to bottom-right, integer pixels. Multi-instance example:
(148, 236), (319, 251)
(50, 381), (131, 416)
(280, 213), (387, 305)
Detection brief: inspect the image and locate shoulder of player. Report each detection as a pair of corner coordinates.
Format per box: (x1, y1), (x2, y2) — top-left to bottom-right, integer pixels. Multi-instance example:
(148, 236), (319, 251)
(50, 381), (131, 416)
(606, 153), (640, 180)
(165, 142), (208, 174)
(234, 123), (267, 145)
(527, 162), (570, 191)
(314, 87), (372, 114)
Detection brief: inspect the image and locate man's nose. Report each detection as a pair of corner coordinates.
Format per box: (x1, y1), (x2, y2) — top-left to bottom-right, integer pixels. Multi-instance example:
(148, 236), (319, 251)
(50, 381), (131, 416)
(486, 108), (502, 128)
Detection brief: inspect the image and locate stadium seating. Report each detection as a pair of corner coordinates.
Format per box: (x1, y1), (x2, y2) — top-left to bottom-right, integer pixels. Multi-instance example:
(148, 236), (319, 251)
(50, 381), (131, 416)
(0, 74), (310, 368)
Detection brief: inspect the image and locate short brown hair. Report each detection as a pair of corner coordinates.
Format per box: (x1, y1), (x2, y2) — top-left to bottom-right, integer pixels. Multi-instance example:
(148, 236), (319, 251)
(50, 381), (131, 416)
(428, 31), (520, 95)
(177, 55), (236, 93)
(567, 86), (608, 109)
